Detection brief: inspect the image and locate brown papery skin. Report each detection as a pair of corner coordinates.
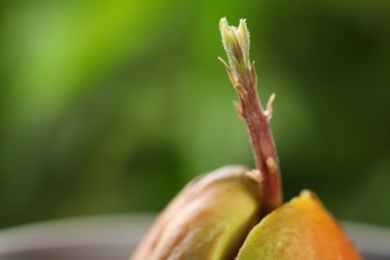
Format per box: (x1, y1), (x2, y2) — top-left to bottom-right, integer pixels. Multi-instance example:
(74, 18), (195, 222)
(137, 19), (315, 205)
(131, 165), (261, 260)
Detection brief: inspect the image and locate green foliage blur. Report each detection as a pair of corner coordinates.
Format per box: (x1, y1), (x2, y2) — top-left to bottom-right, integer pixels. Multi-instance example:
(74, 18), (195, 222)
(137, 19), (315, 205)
(0, 0), (389, 229)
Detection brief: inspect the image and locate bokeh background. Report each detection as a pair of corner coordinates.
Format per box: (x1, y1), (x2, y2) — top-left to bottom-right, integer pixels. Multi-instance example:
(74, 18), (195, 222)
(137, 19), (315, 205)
(0, 0), (389, 230)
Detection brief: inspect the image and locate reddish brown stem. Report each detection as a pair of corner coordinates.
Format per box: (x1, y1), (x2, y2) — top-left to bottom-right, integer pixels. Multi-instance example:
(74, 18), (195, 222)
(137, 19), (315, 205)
(235, 64), (283, 216)
(219, 18), (282, 216)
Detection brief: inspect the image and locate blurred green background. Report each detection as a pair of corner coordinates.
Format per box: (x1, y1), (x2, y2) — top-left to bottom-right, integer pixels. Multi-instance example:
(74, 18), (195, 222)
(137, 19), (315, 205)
(0, 0), (389, 230)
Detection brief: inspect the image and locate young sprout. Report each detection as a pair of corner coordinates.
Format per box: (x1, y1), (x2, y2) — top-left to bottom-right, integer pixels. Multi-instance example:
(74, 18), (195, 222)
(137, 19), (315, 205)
(219, 18), (282, 215)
